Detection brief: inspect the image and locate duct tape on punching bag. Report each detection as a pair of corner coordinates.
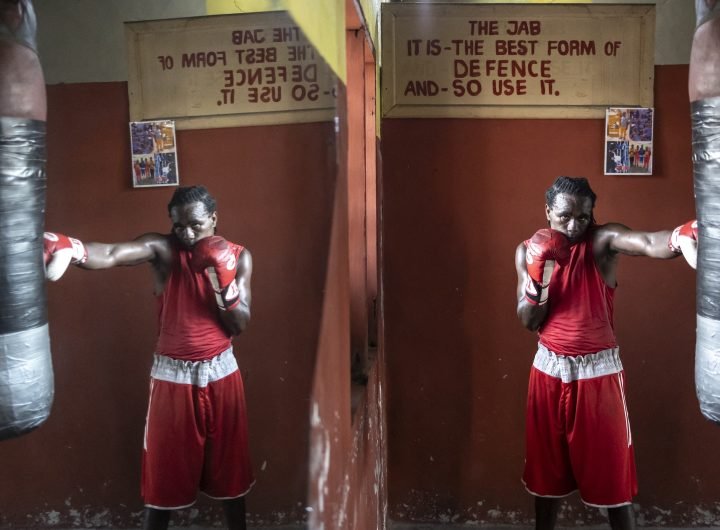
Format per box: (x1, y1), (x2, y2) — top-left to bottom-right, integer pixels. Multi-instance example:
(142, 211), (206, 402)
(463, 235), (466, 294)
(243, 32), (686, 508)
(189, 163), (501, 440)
(0, 117), (52, 440)
(693, 96), (720, 424)
(0, 0), (52, 440)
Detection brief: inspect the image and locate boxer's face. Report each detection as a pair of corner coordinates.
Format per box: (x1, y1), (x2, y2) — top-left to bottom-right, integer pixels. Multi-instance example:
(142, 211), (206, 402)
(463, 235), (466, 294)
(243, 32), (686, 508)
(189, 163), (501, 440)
(170, 201), (217, 248)
(545, 192), (592, 244)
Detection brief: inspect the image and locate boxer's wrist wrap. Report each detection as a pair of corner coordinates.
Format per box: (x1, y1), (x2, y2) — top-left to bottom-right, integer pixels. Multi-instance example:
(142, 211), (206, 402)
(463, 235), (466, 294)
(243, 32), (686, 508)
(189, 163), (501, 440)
(696, 0), (720, 28)
(0, 0), (38, 53)
(524, 277), (547, 306)
(207, 268), (240, 311)
(668, 226), (684, 254)
(222, 286), (241, 311)
(69, 237), (88, 264)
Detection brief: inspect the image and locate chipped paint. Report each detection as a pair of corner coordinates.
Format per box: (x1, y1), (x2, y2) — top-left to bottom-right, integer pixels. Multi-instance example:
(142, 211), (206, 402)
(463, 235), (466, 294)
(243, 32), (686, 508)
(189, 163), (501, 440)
(306, 346), (388, 529)
(309, 400), (331, 530)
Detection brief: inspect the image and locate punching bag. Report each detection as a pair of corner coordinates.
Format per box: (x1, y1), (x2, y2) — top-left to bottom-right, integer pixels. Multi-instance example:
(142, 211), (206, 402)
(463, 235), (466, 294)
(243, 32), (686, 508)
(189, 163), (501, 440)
(0, 0), (53, 440)
(693, 99), (720, 424)
(692, 0), (720, 424)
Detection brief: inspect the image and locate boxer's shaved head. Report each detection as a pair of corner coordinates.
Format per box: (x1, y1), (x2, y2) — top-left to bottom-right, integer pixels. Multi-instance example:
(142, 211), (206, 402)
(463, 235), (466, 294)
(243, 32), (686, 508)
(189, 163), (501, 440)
(167, 185), (217, 216)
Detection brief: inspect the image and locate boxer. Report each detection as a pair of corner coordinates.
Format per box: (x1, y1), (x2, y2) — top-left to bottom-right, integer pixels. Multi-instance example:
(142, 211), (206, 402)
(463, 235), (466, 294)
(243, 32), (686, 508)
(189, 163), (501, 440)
(45, 185), (254, 530)
(515, 176), (695, 530)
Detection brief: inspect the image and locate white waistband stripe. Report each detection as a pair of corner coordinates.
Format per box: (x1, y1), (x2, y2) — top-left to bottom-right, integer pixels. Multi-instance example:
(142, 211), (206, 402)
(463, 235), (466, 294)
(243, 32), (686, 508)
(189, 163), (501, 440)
(150, 348), (237, 387)
(533, 344), (622, 383)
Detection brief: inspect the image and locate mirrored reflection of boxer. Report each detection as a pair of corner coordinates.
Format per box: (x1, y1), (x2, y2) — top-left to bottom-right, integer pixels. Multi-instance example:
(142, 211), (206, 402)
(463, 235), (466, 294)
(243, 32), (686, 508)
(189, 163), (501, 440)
(44, 186), (254, 530)
(0, 0), (54, 440)
(515, 177), (696, 530)
(690, 0), (720, 424)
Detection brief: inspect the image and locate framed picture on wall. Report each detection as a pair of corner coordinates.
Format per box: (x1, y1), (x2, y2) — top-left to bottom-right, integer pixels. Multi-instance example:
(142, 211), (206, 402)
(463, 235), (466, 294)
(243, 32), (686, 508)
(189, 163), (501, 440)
(129, 119), (179, 188)
(604, 107), (654, 176)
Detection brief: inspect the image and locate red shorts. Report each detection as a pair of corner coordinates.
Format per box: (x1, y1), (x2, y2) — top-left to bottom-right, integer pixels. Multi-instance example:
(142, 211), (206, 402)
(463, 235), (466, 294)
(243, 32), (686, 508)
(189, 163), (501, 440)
(522, 344), (637, 507)
(141, 348), (254, 509)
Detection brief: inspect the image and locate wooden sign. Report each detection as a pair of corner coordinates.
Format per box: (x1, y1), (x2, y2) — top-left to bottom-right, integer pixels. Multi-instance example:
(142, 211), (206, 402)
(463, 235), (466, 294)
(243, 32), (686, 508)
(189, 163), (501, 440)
(382, 4), (655, 119)
(126, 12), (336, 129)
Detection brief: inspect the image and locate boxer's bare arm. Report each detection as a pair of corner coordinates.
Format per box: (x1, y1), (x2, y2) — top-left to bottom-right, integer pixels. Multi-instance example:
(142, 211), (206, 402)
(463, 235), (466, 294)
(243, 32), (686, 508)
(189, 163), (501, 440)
(515, 243), (548, 331)
(591, 223), (679, 287)
(81, 233), (172, 269)
(595, 223), (677, 259)
(218, 248), (252, 335)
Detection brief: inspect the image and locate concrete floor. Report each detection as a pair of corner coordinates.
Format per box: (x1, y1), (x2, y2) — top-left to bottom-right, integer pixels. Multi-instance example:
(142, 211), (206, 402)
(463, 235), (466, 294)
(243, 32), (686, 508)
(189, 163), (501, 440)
(39, 523), (380, 529)
(57, 517), (711, 528)
(43, 521), (653, 529)
(388, 523), (720, 530)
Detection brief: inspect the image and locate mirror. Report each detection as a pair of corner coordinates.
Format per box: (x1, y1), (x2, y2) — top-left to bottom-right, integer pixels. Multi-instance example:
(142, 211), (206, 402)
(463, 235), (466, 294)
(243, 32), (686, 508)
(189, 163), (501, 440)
(0, 2), (338, 528)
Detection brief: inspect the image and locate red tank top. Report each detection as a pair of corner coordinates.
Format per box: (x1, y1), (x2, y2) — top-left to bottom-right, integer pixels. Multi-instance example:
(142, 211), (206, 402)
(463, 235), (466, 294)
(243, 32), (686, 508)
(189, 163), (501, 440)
(154, 237), (243, 361)
(538, 230), (617, 356)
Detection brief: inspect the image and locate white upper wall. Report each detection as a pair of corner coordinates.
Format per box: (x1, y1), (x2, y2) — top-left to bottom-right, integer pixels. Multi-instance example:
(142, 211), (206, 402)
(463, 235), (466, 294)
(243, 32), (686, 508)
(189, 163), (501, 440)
(35, 0), (206, 84)
(34, 0), (694, 84)
(653, 0), (695, 65)
(595, 0), (694, 66)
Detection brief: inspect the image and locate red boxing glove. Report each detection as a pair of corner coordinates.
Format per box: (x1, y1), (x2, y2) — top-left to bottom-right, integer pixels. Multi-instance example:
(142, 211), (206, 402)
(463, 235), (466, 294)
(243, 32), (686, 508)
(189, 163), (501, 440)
(669, 219), (698, 269)
(43, 231), (87, 281)
(191, 236), (241, 310)
(524, 229), (571, 305)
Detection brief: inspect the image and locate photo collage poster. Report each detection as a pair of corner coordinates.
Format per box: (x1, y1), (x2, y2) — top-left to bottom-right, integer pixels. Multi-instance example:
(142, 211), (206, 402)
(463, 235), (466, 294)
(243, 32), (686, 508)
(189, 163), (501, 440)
(129, 120), (179, 188)
(604, 107), (654, 176)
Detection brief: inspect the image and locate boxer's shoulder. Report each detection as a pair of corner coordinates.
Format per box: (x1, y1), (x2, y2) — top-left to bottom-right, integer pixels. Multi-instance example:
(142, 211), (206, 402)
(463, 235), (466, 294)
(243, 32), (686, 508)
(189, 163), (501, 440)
(232, 242), (247, 256)
(592, 223), (629, 243)
(588, 223), (628, 260)
(132, 232), (174, 264)
(237, 246), (252, 268)
(136, 231), (172, 246)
